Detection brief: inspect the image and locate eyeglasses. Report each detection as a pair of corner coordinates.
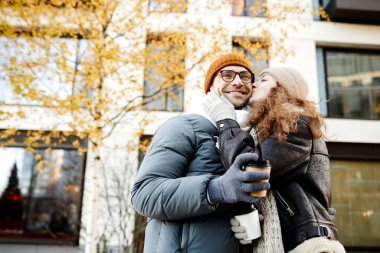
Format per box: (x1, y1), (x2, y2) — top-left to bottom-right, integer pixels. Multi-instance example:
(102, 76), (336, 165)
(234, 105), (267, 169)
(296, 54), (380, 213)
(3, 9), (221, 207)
(219, 70), (254, 84)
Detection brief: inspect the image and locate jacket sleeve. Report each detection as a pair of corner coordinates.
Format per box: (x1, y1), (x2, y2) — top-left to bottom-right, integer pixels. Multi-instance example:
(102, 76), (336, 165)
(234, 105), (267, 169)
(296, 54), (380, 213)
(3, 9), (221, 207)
(216, 119), (256, 169)
(260, 119), (312, 187)
(131, 117), (216, 220)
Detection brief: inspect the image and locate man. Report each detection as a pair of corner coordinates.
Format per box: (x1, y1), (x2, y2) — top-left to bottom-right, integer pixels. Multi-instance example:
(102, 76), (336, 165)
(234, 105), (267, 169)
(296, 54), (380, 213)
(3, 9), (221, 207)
(131, 53), (270, 253)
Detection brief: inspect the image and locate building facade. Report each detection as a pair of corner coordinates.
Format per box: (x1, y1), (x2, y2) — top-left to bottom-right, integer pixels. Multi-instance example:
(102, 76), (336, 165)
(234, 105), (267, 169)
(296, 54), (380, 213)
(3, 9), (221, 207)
(1, 0), (380, 252)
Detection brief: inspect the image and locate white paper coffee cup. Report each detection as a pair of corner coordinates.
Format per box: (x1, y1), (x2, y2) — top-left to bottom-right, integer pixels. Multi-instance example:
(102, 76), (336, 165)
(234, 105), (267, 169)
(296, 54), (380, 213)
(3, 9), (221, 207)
(234, 209), (261, 240)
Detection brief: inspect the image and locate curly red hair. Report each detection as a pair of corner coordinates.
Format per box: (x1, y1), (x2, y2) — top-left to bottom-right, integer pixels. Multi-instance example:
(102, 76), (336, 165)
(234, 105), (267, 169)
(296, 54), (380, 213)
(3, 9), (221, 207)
(249, 85), (325, 143)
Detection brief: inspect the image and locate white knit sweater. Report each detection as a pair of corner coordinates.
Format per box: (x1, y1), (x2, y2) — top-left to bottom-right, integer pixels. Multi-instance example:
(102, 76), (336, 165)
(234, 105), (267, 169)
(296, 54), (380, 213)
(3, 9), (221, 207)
(253, 190), (285, 253)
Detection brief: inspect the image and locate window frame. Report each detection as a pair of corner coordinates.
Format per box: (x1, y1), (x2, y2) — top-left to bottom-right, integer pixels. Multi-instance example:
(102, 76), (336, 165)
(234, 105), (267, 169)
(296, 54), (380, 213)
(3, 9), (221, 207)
(318, 46), (380, 120)
(143, 33), (185, 112)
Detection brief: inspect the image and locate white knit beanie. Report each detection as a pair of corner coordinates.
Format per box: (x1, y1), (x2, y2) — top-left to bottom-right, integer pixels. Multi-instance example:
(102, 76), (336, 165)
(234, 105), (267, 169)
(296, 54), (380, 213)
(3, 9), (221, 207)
(259, 67), (309, 99)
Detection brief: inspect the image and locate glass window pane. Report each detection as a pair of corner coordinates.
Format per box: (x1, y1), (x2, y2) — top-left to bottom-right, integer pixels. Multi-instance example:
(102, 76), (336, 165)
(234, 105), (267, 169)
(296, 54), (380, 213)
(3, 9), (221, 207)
(316, 47), (328, 116)
(143, 83), (166, 110)
(232, 0), (266, 17)
(321, 0), (332, 8)
(324, 49), (380, 120)
(331, 160), (380, 247)
(313, 0), (333, 21)
(312, 0), (321, 20)
(232, 0), (245, 15)
(166, 85), (184, 111)
(143, 34), (185, 112)
(0, 136), (85, 244)
(143, 63), (167, 111)
(233, 39), (269, 75)
(0, 36), (91, 106)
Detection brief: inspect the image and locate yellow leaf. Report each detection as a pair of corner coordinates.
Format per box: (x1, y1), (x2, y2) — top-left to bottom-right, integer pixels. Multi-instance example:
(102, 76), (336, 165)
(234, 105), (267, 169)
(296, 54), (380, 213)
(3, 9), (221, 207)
(72, 140), (80, 148)
(36, 160), (44, 171)
(26, 146), (35, 153)
(16, 110), (26, 118)
(7, 139), (16, 145)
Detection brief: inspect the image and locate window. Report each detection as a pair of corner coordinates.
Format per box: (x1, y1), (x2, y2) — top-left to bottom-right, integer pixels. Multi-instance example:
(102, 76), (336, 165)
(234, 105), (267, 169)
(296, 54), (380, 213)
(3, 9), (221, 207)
(0, 130), (86, 245)
(327, 142), (380, 251)
(132, 135), (152, 253)
(148, 0), (187, 13)
(317, 47), (380, 120)
(0, 36), (92, 106)
(0, 0), (96, 106)
(312, 0), (331, 21)
(233, 37), (269, 75)
(232, 0), (266, 17)
(143, 33), (185, 112)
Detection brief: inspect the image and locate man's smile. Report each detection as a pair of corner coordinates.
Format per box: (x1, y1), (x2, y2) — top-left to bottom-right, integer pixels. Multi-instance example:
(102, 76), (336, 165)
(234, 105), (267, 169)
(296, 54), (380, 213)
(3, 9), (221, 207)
(225, 90), (248, 95)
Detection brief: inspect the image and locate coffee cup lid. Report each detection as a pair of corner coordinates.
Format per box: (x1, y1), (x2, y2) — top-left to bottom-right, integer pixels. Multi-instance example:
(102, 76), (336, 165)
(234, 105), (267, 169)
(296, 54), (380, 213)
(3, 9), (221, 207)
(246, 158), (271, 167)
(234, 203), (257, 216)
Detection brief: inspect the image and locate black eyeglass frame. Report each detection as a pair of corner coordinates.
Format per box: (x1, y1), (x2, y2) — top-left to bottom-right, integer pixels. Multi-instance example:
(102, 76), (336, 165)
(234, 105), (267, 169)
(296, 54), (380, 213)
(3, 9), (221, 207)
(218, 70), (254, 84)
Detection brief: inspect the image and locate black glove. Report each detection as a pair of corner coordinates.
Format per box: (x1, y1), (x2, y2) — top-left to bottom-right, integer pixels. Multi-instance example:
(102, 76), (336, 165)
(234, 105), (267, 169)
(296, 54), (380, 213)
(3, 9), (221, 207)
(207, 153), (270, 204)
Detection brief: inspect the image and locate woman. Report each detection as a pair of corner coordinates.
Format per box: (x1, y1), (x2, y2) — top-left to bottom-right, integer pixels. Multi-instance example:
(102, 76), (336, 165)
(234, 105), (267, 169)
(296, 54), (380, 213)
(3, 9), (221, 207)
(202, 67), (345, 253)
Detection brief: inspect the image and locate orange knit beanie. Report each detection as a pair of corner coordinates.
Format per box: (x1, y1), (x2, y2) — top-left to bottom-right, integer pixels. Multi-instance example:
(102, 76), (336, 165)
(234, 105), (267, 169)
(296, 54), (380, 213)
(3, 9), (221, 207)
(204, 53), (254, 94)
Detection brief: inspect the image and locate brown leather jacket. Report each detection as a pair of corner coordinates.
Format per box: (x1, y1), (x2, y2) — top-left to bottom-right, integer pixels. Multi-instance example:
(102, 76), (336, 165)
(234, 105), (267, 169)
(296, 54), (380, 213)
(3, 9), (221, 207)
(216, 117), (339, 252)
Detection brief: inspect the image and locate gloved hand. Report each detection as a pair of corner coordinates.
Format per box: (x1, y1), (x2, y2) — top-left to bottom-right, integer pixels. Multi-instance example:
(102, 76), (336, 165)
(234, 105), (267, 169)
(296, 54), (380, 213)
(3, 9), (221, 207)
(207, 153), (270, 204)
(230, 217), (251, 244)
(230, 214), (264, 244)
(201, 91), (235, 122)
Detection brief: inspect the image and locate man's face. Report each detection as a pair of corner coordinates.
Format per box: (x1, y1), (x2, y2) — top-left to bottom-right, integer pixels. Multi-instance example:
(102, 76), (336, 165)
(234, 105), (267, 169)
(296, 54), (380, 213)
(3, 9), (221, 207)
(250, 73), (277, 103)
(210, 65), (253, 109)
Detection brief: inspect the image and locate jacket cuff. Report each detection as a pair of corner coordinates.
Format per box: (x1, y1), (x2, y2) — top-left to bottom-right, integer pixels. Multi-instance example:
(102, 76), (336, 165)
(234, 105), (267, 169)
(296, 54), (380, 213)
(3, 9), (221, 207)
(207, 178), (224, 204)
(216, 119), (240, 133)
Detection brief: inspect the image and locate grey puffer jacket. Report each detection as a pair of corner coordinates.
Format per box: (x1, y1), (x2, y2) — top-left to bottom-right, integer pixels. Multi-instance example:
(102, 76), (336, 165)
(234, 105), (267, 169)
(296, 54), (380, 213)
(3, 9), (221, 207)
(131, 113), (251, 253)
(217, 117), (339, 252)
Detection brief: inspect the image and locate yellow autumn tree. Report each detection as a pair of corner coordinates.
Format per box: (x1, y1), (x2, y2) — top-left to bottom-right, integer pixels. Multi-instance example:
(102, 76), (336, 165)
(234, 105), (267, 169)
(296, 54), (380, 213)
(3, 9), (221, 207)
(0, 0), (315, 252)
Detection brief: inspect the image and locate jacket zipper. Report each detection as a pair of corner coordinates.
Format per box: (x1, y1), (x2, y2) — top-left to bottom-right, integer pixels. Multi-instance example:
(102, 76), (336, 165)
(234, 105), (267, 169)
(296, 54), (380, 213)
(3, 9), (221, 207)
(214, 136), (228, 170)
(274, 190), (295, 216)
